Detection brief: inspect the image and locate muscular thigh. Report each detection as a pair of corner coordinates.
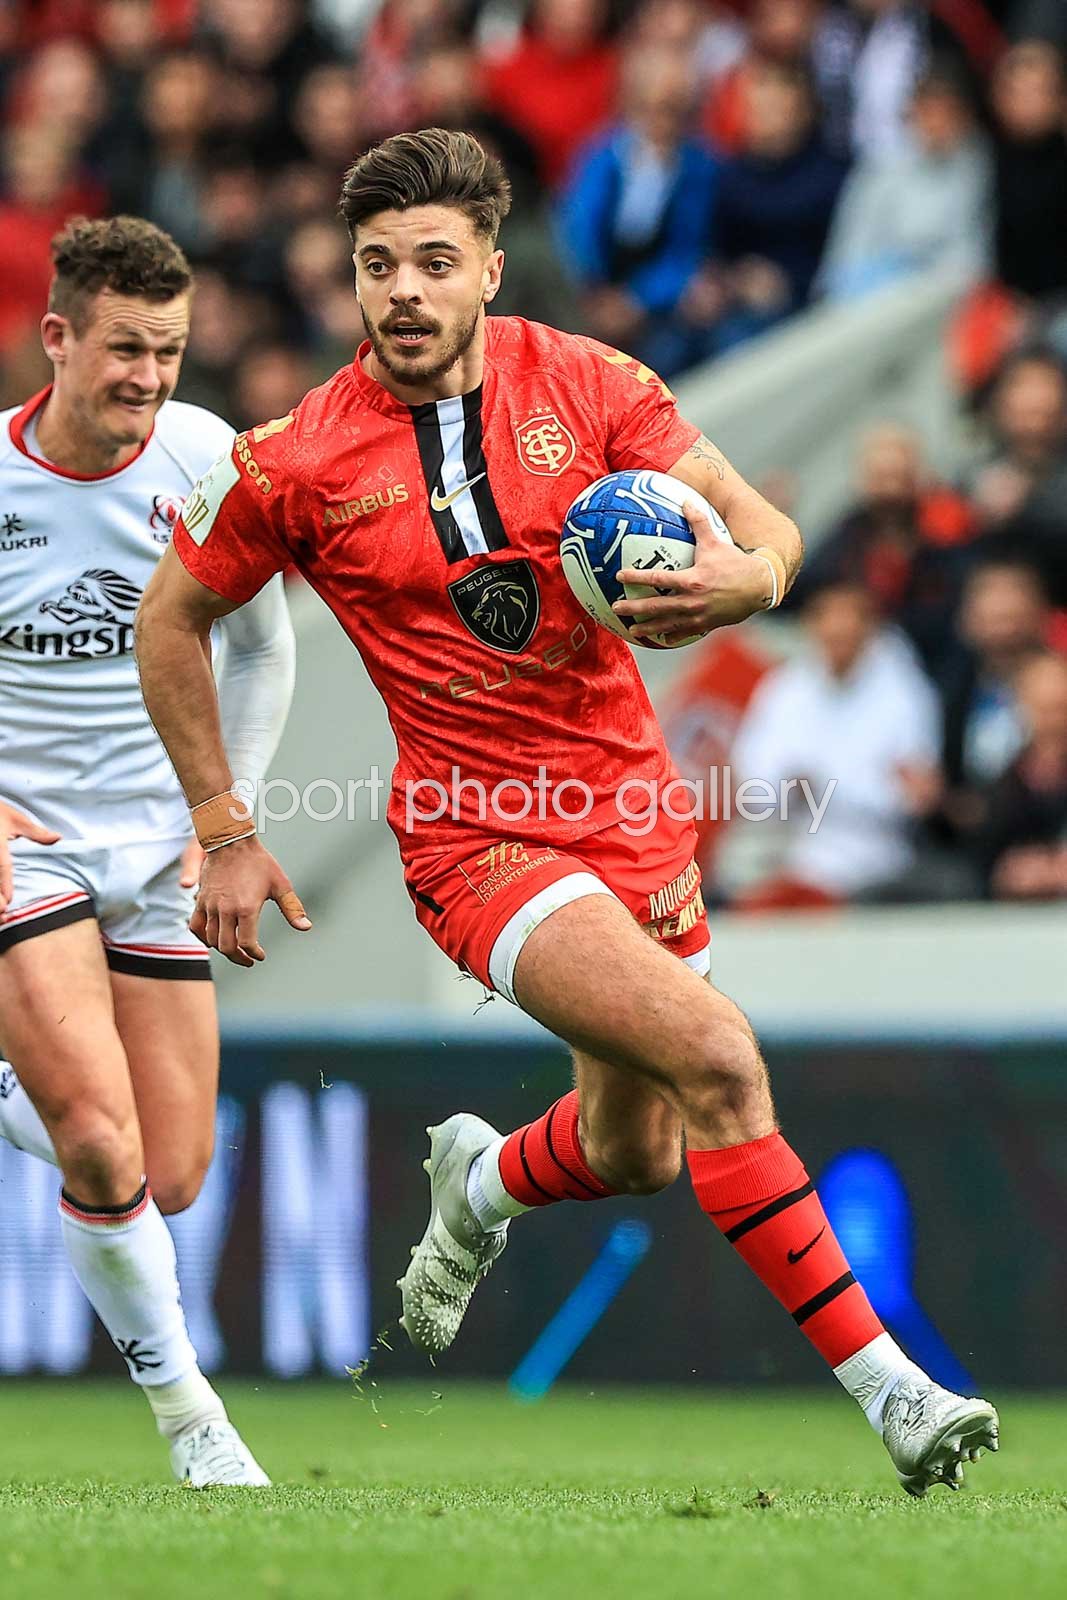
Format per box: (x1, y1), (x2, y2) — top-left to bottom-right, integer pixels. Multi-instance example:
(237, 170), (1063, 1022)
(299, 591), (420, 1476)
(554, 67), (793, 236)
(0, 919), (137, 1129)
(111, 971), (219, 1206)
(514, 893), (722, 1084)
(513, 892), (772, 1147)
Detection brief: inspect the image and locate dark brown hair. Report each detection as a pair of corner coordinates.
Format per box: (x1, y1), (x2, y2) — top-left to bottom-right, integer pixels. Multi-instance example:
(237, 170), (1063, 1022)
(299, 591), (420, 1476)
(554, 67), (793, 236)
(339, 128), (512, 244)
(49, 216), (193, 331)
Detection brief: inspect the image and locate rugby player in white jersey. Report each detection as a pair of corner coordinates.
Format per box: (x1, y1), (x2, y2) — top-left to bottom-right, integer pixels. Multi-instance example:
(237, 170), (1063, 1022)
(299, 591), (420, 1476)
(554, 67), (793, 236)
(0, 217), (296, 1486)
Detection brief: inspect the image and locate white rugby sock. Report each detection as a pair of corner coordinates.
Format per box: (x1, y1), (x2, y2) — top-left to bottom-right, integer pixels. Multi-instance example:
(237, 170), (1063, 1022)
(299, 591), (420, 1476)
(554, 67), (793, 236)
(60, 1181), (211, 1410)
(0, 1061), (58, 1166)
(833, 1332), (926, 1431)
(466, 1137), (532, 1230)
(142, 1369), (228, 1441)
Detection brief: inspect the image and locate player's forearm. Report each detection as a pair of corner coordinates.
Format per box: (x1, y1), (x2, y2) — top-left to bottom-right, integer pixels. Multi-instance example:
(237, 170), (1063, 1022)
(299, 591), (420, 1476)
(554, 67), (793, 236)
(135, 604), (236, 808)
(721, 478), (804, 596)
(671, 433), (804, 596)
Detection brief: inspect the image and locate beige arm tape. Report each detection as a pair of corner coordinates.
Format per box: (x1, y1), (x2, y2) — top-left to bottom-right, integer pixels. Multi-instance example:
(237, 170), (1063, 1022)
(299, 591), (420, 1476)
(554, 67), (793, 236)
(190, 789), (256, 852)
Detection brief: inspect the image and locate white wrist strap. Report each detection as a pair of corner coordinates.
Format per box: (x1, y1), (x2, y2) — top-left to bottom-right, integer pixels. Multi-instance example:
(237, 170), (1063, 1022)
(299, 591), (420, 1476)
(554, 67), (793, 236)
(752, 552), (780, 611)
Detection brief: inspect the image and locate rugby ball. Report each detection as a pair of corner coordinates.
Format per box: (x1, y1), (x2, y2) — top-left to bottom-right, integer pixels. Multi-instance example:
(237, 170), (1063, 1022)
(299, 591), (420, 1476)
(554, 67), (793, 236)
(560, 469), (733, 650)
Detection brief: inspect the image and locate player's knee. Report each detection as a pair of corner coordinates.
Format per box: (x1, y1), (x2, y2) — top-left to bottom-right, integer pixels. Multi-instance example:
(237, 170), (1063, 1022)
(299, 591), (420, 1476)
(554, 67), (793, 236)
(691, 1014), (767, 1119)
(150, 1142), (213, 1216)
(48, 1100), (143, 1200)
(152, 1173), (202, 1216)
(584, 1132), (682, 1195)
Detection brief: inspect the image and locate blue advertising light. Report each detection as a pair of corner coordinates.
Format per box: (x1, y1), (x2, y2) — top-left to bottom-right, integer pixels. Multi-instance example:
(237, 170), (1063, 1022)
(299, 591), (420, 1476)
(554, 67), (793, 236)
(509, 1219), (653, 1401)
(819, 1149), (975, 1393)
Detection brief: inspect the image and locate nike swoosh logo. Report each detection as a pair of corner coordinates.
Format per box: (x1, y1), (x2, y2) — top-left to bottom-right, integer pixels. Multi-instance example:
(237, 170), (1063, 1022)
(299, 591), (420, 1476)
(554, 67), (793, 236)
(430, 473), (486, 512)
(787, 1227), (825, 1265)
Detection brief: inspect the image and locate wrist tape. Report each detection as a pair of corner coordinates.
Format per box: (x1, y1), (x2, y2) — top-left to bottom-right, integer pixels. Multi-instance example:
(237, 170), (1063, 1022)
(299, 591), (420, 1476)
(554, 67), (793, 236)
(190, 789), (256, 852)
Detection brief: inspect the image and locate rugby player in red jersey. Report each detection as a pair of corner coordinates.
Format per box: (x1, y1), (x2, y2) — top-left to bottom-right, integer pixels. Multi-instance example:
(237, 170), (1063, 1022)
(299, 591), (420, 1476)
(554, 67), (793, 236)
(136, 129), (998, 1494)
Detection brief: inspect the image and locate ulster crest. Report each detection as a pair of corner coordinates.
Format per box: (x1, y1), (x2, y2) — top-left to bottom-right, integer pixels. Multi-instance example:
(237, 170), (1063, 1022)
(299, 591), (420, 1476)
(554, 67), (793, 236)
(448, 559), (540, 654)
(515, 412), (576, 476)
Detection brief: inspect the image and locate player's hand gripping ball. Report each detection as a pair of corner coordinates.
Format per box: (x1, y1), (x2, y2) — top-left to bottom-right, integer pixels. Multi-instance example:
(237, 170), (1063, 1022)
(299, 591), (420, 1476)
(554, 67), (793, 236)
(560, 469), (734, 649)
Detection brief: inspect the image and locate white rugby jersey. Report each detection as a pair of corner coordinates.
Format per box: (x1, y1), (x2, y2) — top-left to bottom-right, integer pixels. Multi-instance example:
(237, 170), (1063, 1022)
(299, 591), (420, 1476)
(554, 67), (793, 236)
(0, 388), (235, 844)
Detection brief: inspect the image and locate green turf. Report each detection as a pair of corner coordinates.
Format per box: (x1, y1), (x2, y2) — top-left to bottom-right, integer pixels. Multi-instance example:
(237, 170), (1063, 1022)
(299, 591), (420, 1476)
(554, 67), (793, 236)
(2, 1382), (1064, 1600)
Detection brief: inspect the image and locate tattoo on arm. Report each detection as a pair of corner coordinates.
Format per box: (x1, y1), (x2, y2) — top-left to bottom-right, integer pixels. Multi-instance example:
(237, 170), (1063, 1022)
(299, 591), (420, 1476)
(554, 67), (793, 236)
(688, 434), (727, 481)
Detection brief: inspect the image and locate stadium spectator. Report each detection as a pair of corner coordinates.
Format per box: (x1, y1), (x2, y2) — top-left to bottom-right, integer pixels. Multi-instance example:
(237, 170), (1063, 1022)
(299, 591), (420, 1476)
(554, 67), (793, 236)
(0, 125), (104, 356)
(557, 46), (718, 377)
(104, 49), (220, 250)
(971, 651), (1067, 898)
(483, 0), (619, 186)
(939, 560), (1052, 847)
(231, 342), (317, 429)
(630, 0), (746, 107)
(7, 36), (105, 153)
(989, 39), (1067, 304)
(283, 215), (363, 366)
(814, 0), (927, 159)
(726, 581), (944, 905)
(790, 423), (982, 684)
(169, 267), (260, 414)
(291, 61), (363, 175)
(198, 0), (334, 165)
(356, 0), (473, 141)
(818, 61), (992, 300)
(702, 0), (823, 155)
(969, 348), (1067, 607)
(710, 60), (847, 341)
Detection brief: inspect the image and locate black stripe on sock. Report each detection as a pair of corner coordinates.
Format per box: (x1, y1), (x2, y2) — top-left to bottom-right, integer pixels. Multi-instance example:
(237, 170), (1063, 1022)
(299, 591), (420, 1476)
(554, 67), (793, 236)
(411, 398), (466, 564)
(518, 1126), (555, 1202)
(61, 1180), (147, 1218)
(461, 387), (508, 553)
(723, 1180), (814, 1243)
(792, 1271), (856, 1327)
(543, 1099), (600, 1198)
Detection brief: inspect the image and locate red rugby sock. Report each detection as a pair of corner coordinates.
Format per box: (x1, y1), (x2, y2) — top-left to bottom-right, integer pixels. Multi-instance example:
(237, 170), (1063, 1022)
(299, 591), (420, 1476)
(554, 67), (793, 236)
(497, 1090), (616, 1207)
(688, 1131), (883, 1367)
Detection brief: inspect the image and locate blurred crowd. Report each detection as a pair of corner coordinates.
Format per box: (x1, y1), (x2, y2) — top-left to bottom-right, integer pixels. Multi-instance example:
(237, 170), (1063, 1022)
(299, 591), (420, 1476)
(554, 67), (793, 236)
(668, 372), (1067, 909)
(2, 0), (1066, 406)
(1, 0), (1066, 906)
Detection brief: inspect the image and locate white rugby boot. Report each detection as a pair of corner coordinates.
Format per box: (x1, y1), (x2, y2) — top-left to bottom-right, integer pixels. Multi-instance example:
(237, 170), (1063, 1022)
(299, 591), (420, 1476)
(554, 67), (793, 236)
(397, 1113), (509, 1356)
(170, 1421), (271, 1487)
(881, 1373), (999, 1496)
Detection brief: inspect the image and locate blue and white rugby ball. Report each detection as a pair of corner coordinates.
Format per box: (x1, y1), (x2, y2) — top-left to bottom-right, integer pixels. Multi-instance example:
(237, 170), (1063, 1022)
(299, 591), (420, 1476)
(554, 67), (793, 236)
(560, 469), (733, 650)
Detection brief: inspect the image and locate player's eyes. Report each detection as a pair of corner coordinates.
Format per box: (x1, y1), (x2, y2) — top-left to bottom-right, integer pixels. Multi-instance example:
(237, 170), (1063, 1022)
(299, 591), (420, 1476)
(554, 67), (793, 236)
(427, 260), (453, 274)
(364, 260), (390, 276)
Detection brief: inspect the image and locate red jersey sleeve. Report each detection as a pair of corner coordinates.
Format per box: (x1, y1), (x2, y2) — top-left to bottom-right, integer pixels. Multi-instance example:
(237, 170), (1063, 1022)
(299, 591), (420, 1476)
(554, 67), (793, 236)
(173, 431), (296, 605)
(579, 338), (701, 472)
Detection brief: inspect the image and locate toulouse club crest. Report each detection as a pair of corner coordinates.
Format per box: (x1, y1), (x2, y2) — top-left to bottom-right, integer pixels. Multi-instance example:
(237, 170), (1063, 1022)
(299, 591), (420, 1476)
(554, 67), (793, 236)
(515, 412), (576, 477)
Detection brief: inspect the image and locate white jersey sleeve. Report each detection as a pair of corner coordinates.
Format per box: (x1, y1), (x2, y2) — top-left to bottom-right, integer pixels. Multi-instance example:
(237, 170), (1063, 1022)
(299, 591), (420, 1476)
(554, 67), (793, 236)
(213, 574), (296, 791)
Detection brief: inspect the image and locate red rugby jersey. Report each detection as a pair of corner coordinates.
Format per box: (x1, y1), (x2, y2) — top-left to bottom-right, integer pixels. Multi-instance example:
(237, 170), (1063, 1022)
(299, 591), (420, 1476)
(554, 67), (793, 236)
(173, 317), (700, 858)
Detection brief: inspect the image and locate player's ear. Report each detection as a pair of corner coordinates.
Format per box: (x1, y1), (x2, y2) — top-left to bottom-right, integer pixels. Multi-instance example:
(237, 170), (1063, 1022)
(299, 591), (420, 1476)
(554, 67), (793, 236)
(40, 312), (73, 365)
(482, 248), (504, 305)
(351, 255), (361, 303)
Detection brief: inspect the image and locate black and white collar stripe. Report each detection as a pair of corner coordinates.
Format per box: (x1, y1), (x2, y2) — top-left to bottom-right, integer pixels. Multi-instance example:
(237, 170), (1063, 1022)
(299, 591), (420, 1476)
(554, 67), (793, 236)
(411, 387), (508, 564)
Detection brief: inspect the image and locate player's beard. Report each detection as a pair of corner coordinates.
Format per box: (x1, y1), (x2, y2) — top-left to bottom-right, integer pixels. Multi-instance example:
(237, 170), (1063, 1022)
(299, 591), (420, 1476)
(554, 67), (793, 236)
(364, 298), (481, 388)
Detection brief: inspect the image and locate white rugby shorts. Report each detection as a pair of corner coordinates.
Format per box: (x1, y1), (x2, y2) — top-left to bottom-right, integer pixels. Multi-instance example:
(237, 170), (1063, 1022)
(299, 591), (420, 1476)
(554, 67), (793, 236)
(0, 836), (209, 979)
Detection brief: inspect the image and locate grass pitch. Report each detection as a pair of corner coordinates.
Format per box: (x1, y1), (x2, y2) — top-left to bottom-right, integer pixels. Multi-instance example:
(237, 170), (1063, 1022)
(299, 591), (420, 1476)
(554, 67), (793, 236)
(2, 1382), (1065, 1600)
